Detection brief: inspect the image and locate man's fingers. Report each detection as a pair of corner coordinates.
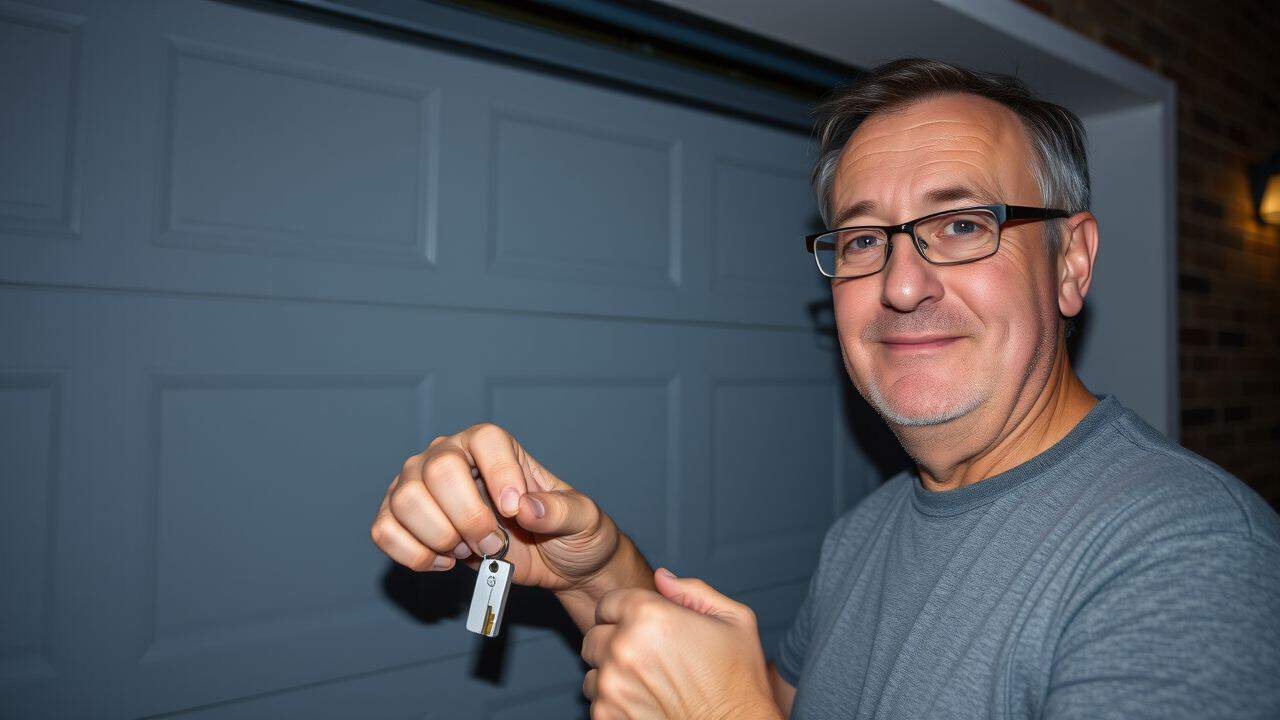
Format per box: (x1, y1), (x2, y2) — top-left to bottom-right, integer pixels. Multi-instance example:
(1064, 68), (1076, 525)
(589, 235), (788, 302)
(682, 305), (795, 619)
(373, 424), (587, 575)
(387, 470), (466, 557)
(580, 623), (615, 668)
(375, 474), (399, 525)
(582, 668), (598, 701)
(595, 588), (657, 627)
(463, 423), (531, 518)
(514, 489), (603, 538)
(421, 446), (507, 557)
(370, 513), (454, 572)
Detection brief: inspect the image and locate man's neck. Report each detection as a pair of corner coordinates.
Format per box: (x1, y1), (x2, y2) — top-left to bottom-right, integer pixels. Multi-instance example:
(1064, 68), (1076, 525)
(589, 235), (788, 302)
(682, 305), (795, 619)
(899, 351), (1098, 492)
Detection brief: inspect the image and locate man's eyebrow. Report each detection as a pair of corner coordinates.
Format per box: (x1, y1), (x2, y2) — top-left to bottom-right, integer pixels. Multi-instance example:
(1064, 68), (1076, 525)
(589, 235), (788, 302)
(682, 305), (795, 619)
(830, 185), (996, 228)
(830, 199), (879, 228)
(923, 184), (996, 208)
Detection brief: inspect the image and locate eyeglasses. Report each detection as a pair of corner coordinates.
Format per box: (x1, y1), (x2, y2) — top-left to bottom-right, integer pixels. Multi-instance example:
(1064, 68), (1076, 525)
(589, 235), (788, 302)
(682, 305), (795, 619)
(804, 204), (1070, 279)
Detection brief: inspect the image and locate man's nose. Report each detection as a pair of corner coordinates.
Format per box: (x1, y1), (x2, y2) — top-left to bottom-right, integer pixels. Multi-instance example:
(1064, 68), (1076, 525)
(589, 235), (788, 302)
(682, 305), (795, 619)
(880, 232), (944, 313)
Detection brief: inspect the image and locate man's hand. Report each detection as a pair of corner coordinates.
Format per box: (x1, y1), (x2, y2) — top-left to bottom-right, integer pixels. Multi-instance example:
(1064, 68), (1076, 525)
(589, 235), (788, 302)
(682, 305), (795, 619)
(581, 568), (782, 720)
(370, 423), (652, 625)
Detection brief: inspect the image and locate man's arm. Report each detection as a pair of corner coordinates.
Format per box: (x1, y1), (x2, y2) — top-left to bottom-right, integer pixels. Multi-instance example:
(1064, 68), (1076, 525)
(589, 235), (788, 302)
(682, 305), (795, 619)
(553, 532), (655, 633)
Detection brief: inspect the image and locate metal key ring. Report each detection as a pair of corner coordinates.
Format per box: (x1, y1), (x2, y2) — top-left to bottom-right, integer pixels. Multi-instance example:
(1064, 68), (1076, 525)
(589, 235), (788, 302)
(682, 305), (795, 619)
(482, 525), (510, 563)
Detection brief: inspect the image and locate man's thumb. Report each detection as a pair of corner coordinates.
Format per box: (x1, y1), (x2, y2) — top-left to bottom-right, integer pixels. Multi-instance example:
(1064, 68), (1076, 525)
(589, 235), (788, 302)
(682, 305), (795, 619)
(513, 489), (602, 538)
(654, 568), (749, 622)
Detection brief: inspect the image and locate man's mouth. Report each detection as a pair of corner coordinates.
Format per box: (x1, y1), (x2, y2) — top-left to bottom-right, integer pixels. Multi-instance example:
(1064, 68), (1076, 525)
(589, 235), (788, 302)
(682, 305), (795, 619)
(880, 335), (962, 351)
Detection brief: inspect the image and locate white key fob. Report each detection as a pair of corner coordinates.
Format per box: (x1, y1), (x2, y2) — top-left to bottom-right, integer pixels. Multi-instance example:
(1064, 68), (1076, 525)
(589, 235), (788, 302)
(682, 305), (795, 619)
(466, 556), (513, 637)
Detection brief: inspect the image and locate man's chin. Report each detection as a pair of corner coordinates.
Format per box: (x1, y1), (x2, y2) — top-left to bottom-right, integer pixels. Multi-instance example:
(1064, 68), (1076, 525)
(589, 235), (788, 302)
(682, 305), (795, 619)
(864, 379), (983, 428)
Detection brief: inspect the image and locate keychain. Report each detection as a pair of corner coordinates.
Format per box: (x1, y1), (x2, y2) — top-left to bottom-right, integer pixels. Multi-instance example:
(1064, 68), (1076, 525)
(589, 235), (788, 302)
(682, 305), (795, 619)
(465, 524), (513, 637)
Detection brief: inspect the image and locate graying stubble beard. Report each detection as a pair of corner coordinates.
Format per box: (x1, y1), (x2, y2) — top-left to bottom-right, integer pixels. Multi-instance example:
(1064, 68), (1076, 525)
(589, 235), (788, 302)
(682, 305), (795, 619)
(864, 371), (985, 426)
(841, 306), (985, 427)
(843, 344), (985, 427)
(840, 312), (1059, 429)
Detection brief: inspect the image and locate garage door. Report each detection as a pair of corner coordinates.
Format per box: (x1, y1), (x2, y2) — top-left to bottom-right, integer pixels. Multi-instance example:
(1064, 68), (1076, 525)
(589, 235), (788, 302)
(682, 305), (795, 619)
(0, 0), (877, 716)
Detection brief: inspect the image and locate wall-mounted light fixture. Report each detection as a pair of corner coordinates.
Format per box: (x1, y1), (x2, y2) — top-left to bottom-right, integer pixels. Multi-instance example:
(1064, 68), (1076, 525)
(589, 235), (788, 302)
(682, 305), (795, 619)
(1250, 151), (1280, 225)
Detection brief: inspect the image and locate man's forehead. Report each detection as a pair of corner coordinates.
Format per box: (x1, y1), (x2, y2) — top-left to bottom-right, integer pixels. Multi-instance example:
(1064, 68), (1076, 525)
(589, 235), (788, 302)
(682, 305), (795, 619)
(830, 94), (1033, 223)
(846, 93), (1021, 154)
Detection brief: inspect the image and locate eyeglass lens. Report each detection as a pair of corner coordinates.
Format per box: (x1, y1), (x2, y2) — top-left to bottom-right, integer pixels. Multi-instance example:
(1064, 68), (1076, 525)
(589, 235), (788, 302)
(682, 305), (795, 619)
(813, 208), (1000, 277)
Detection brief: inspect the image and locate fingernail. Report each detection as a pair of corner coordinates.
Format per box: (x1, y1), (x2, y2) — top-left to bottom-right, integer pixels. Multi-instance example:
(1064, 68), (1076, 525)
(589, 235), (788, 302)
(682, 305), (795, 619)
(478, 532), (504, 556)
(657, 567), (676, 579)
(451, 541), (471, 559)
(500, 486), (520, 516)
(432, 556), (453, 570)
(526, 494), (546, 519)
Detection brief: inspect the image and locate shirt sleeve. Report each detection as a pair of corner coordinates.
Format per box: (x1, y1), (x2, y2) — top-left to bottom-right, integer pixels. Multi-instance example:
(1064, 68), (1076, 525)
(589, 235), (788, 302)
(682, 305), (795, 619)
(774, 512), (852, 688)
(1044, 530), (1280, 719)
(774, 565), (817, 688)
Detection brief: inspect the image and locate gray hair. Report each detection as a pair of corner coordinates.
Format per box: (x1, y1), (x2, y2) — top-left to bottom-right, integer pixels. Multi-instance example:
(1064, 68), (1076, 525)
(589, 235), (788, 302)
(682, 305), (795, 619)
(812, 57), (1091, 253)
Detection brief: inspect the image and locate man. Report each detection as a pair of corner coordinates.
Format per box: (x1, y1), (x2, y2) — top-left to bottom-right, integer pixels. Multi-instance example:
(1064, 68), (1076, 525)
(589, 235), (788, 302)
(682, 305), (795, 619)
(370, 58), (1280, 719)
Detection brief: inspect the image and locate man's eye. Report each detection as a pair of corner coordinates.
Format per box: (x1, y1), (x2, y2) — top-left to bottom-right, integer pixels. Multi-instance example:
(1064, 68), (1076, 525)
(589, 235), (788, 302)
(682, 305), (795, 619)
(946, 220), (978, 234)
(846, 235), (882, 250)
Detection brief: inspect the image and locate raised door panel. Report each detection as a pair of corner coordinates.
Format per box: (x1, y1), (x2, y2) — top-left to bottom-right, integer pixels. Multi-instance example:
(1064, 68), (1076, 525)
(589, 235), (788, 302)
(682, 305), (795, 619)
(0, 2), (83, 239)
(711, 158), (818, 292)
(0, 373), (64, 683)
(142, 373), (432, 662)
(489, 111), (679, 287)
(157, 38), (439, 265)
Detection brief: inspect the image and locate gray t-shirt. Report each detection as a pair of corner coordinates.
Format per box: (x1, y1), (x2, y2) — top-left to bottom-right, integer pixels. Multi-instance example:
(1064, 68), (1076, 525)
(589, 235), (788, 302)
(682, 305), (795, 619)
(776, 394), (1280, 719)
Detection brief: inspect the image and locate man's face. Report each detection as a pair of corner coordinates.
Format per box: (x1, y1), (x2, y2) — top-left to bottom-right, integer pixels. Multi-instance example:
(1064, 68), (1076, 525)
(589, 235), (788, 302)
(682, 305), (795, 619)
(830, 93), (1061, 428)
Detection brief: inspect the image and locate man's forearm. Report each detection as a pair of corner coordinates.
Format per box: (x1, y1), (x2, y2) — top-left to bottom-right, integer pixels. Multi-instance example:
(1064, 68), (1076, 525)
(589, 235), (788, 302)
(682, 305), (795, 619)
(554, 532), (655, 633)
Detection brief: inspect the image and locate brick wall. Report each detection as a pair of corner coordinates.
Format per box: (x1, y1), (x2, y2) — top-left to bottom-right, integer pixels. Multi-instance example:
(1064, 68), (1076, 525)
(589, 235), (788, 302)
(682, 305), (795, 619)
(1014, 0), (1280, 506)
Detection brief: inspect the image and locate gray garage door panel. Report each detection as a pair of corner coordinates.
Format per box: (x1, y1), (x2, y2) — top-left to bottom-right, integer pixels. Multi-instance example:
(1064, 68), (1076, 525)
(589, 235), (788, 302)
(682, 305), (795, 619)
(0, 0), (827, 330)
(0, 0), (872, 717)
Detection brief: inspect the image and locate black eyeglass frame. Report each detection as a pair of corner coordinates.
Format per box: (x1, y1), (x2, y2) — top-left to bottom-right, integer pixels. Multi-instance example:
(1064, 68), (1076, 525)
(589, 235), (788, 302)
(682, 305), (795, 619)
(804, 203), (1071, 279)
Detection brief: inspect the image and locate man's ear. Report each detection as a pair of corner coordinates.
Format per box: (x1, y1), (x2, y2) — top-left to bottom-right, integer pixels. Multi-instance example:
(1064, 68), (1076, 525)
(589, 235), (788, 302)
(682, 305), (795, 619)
(1057, 211), (1099, 318)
